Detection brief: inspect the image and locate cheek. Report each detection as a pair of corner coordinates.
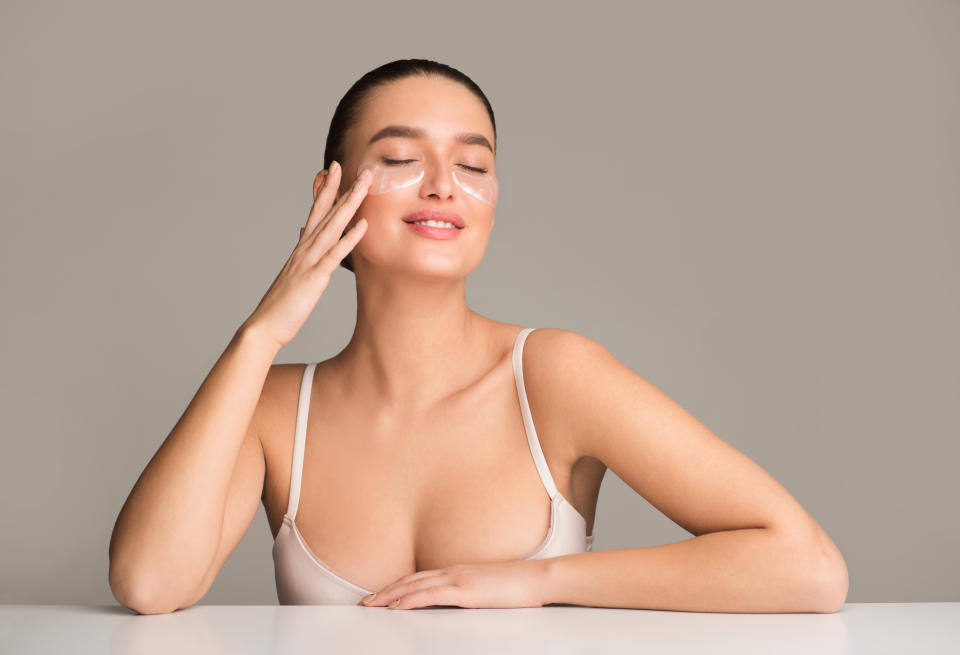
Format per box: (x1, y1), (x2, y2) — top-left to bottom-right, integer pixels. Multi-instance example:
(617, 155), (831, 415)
(357, 192), (396, 217)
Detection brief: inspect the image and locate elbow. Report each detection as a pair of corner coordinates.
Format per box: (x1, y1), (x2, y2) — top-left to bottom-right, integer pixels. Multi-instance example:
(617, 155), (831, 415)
(793, 542), (848, 613)
(110, 578), (165, 615)
(109, 567), (192, 615)
(814, 551), (849, 614)
(110, 582), (159, 615)
(113, 586), (187, 615)
(812, 526), (849, 613)
(774, 526), (849, 613)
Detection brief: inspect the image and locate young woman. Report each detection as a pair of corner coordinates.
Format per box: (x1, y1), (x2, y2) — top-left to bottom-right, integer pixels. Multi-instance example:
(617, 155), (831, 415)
(108, 59), (848, 614)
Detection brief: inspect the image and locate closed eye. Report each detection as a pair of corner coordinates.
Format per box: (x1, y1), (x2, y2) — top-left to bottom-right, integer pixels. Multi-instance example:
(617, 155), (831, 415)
(382, 158), (488, 174)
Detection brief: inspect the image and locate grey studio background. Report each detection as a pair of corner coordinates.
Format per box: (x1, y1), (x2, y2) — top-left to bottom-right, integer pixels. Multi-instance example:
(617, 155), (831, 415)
(1, 0), (957, 605)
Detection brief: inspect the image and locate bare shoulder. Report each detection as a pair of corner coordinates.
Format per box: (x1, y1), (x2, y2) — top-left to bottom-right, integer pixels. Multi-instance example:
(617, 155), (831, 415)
(254, 362), (316, 446)
(262, 362), (310, 396)
(520, 327), (612, 382)
(518, 327), (618, 460)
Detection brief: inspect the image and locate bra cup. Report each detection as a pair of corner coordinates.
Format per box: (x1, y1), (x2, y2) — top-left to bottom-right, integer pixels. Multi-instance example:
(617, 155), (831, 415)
(519, 494), (589, 561)
(274, 518), (374, 604)
(273, 330), (595, 604)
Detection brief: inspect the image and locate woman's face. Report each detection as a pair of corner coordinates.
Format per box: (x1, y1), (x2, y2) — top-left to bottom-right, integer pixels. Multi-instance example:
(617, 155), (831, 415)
(332, 76), (498, 279)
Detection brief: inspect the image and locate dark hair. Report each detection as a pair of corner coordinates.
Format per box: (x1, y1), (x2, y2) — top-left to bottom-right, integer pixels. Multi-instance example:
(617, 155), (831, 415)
(323, 59), (497, 273)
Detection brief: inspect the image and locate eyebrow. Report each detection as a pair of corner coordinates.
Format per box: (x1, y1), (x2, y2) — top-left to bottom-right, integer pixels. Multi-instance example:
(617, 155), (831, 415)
(367, 124), (495, 154)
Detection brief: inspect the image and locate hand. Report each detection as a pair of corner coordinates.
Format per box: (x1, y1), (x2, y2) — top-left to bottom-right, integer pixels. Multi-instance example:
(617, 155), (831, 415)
(359, 560), (550, 610)
(242, 162), (371, 349)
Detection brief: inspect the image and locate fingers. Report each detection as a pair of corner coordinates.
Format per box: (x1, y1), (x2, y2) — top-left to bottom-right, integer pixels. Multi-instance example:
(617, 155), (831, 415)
(303, 164), (341, 237)
(314, 217), (368, 275)
(303, 167), (371, 253)
(318, 167), (371, 232)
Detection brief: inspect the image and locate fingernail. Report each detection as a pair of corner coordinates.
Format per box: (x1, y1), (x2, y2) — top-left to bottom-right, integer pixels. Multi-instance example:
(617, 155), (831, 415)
(388, 599), (400, 609)
(362, 593), (376, 604)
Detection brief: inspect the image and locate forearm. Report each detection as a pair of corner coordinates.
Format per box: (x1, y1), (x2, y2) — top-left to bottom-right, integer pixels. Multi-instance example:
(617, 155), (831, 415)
(108, 324), (279, 604)
(541, 528), (845, 613)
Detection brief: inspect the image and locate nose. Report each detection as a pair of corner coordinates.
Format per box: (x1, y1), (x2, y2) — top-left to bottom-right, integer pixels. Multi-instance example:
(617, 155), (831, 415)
(418, 160), (456, 200)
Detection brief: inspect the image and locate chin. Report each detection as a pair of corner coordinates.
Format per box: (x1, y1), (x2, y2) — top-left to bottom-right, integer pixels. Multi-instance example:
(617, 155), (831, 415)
(355, 233), (486, 278)
(407, 260), (467, 278)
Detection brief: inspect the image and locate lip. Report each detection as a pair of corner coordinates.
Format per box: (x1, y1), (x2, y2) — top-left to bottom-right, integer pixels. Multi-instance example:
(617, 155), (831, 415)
(402, 209), (465, 229)
(404, 222), (462, 240)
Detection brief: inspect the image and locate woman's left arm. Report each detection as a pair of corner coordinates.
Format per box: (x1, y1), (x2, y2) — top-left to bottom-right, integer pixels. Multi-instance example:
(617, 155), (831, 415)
(529, 329), (849, 613)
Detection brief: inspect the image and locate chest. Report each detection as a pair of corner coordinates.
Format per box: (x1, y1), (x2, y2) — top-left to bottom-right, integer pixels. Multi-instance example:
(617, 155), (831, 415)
(260, 361), (597, 592)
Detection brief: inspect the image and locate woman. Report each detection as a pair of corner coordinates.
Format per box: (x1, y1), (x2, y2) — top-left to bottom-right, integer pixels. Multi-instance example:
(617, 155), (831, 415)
(108, 59), (848, 614)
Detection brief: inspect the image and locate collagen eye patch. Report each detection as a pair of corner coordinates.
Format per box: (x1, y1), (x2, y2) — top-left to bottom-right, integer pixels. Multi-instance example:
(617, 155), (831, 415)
(355, 159), (498, 207)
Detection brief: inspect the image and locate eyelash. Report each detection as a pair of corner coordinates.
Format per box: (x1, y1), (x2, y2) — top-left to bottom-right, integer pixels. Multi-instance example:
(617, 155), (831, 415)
(382, 158), (488, 174)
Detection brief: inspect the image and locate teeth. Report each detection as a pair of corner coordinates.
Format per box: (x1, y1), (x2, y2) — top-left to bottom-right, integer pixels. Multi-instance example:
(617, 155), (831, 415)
(412, 219), (457, 228)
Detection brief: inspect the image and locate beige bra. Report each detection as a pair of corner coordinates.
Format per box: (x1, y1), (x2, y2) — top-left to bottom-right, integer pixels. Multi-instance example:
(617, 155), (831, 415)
(272, 327), (594, 605)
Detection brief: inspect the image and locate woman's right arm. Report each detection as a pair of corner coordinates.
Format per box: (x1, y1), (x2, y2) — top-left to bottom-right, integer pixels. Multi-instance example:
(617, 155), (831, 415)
(108, 161), (372, 613)
(107, 323), (279, 613)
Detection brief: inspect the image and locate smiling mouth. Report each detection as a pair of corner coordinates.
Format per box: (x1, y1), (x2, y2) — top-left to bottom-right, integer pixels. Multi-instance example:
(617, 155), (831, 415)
(403, 220), (462, 230)
(402, 209), (466, 228)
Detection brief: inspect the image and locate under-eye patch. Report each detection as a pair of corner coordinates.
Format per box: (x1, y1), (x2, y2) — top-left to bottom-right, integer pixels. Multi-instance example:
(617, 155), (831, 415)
(355, 159), (498, 208)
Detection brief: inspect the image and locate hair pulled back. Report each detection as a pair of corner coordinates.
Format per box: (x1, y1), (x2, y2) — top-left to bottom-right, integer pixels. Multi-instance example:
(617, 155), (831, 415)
(323, 59), (497, 273)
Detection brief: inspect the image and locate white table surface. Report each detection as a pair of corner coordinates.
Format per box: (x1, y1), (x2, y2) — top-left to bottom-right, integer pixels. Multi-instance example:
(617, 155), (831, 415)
(1, 603), (957, 654)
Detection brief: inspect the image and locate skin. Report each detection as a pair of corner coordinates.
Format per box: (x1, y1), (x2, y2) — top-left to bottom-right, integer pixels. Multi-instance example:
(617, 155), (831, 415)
(257, 74), (605, 593)
(320, 75), (503, 412)
(179, 75), (847, 613)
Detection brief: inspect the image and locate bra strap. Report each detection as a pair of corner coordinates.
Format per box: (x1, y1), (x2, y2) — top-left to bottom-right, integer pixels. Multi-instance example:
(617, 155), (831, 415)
(285, 362), (317, 520)
(511, 328), (560, 499)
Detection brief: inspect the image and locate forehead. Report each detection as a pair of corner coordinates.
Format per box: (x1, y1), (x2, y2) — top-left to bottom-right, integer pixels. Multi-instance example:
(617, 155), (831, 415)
(352, 76), (494, 152)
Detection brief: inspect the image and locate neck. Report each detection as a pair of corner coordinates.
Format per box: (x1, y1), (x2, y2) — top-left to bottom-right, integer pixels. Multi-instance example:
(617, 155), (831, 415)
(336, 270), (492, 410)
